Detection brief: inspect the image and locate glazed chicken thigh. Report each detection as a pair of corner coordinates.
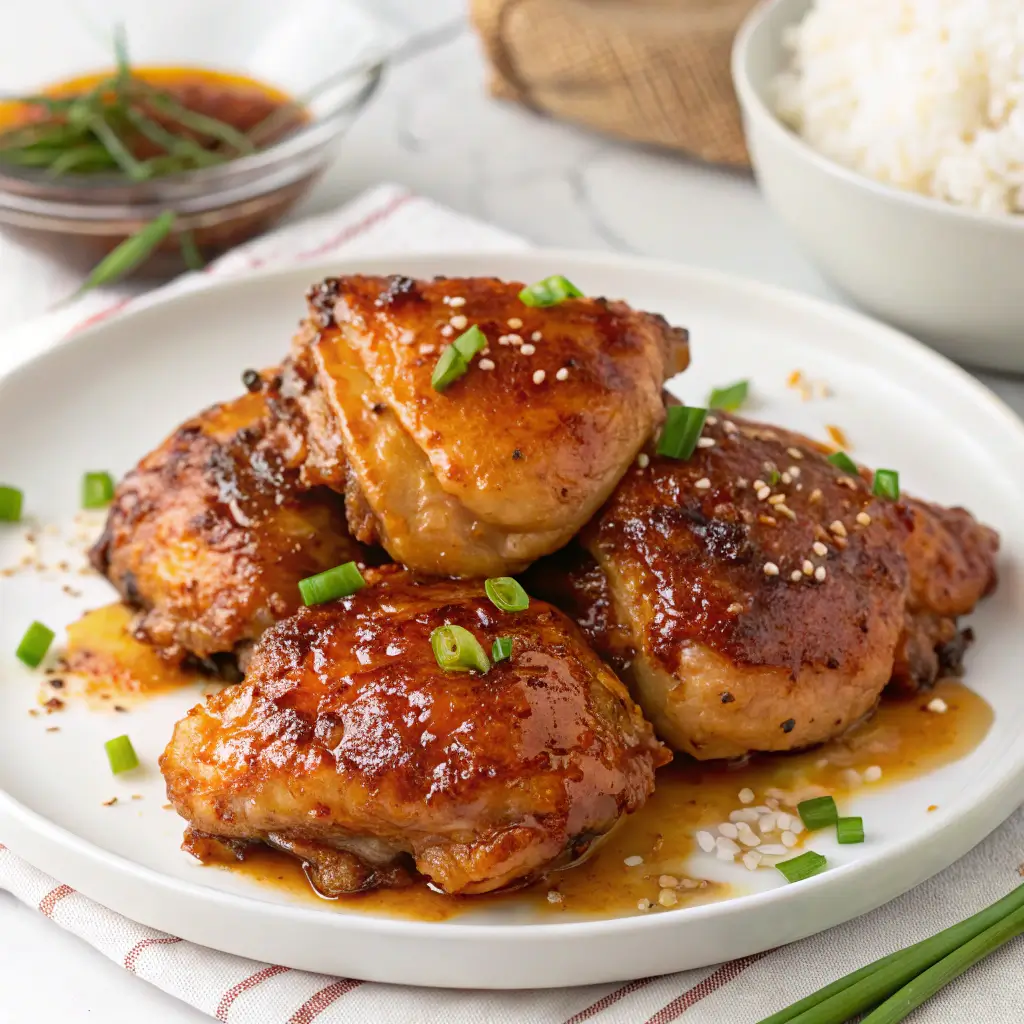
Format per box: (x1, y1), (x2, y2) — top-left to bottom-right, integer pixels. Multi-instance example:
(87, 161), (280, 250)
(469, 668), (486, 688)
(287, 274), (689, 577)
(161, 572), (666, 896)
(91, 376), (369, 663)
(531, 415), (997, 760)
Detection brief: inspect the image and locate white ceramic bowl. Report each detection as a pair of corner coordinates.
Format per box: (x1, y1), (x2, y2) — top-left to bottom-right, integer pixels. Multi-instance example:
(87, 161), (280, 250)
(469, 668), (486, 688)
(732, 0), (1024, 373)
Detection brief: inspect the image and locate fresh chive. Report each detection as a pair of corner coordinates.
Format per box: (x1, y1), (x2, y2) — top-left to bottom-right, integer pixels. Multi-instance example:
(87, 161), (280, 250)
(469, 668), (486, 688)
(873, 469), (900, 501)
(47, 143), (119, 177)
(140, 85), (256, 156)
(860, 903), (1024, 1024)
(179, 229), (204, 270)
(708, 379), (748, 411)
(0, 485), (23, 522)
(518, 275), (583, 307)
(452, 325), (486, 360)
(776, 851), (827, 884)
(104, 734), (139, 774)
(430, 624), (490, 674)
(797, 795), (839, 831)
(827, 451), (858, 475)
(122, 106), (225, 169)
(484, 577), (530, 613)
(656, 406), (707, 460)
(82, 471), (115, 509)
(73, 211), (176, 296)
(16, 621), (55, 668)
(836, 816), (864, 845)
(758, 883), (1024, 1024)
(85, 111), (150, 180)
(298, 561), (366, 606)
(492, 636), (513, 663)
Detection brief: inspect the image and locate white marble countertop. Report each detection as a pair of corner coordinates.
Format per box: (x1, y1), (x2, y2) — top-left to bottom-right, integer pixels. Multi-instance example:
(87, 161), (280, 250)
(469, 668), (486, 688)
(2, 3), (1022, 1021)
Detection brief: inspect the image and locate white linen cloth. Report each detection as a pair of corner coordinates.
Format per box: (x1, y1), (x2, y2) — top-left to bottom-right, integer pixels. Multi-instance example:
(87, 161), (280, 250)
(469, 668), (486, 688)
(0, 182), (1021, 1023)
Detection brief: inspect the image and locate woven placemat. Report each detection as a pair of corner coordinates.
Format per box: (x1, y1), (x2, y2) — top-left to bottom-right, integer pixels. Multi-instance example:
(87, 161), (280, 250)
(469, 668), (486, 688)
(470, 0), (757, 167)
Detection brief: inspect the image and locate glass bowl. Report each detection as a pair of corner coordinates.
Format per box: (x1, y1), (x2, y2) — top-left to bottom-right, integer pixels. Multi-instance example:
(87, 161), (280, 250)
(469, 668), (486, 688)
(0, 0), (388, 275)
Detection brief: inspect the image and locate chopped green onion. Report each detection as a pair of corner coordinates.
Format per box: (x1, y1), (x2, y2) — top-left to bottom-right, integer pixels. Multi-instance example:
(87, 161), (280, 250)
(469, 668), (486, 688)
(82, 471), (115, 509)
(492, 636), (513, 663)
(827, 451), (858, 475)
(452, 325), (487, 360)
(178, 229), (205, 271)
(775, 850), (827, 884)
(484, 577), (530, 613)
(104, 734), (139, 774)
(298, 561), (366, 606)
(768, 468), (781, 486)
(837, 816), (865, 844)
(656, 406), (708, 460)
(757, 883), (1024, 1024)
(0, 485), (23, 522)
(74, 211), (176, 297)
(707, 379), (748, 411)
(518, 275), (583, 307)
(798, 795), (839, 831)
(873, 469), (900, 501)
(430, 624), (490, 674)
(16, 621), (55, 668)
(431, 343), (467, 392)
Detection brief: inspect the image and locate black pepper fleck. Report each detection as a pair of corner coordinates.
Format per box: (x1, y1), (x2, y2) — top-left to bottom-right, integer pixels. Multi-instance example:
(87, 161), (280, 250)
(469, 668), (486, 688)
(825, 656), (840, 670)
(720, 692), (735, 704)
(241, 369), (262, 393)
(512, 449), (522, 460)
(781, 718), (796, 733)
(371, 403), (386, 415)
(48, 678), (64, 689)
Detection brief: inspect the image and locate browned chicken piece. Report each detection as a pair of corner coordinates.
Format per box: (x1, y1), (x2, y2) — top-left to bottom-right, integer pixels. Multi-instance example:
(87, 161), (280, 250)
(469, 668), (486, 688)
(91, 373), (371, 664)
(286, 274), (689, 577)
(528, 415), (998, 760)
(161, 571), (667, 896)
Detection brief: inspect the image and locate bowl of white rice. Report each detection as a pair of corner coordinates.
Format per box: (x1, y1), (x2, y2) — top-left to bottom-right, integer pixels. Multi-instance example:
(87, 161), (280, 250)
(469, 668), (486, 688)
(732, 0), (1024, 372)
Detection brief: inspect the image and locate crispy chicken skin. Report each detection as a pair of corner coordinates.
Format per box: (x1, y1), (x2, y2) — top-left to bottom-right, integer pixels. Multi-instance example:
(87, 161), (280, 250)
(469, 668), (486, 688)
(530, 415), (998, 760)
(161, 572), (667, 896)
(288, 274), (689, 576)
(91, 377), (369, 662)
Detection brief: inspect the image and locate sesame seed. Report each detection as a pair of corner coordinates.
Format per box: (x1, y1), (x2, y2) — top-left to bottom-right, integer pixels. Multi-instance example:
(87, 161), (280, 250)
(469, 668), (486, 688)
(547, 890), (563, 903)
(478, 358), (495, 371)
(788, 466), (801, 478)
(706, 415), (718, 426)
(637, 453), (650, 468)
(758, 515), (778, 526)
(717, 836), (741, 857)
(696, 830), (716, 853)
(696, 437), (715, 450)
(658, 888), (678, 907)
(448, 296), (466, 308)
(727, 602), (744, 614)
(781, 830), (799, 848)
(790, 570), (802, 582)
(624, 855), (644, 867)
(864, 765), (883, 782)
(838, 476), (858, 490)
(659, 874), (680, 888)
(756, 486), (771, 501)
(815, 758), (829, 769)
(781, 472), (792, 485)
(520, 343), (536, 355)
(531, 330), (542, 341)
(507, 317), (523, 329)
(758, 844), (789, 856)
(812, 541), (828, 557)
(789, 818), (805, 835)
(927, 697), (949, 714)
(763, 561), (779, 576)
(776, 504), (796, 520)
(775, 812), (792, 831)
(637, 898), (653, 911)
(533, 370), (546, 384)
(754, 478), (766, 489)
(556, 367), (569, 381)
(802, 560), (814, 576)
(829, 520), (848, 537)
(809, 488), (823, 503)
(759, 814), (777, 833)
(736, 824), (761, 847)
(739, 787), (755, 804)
(695, 477), (711, 490)
(843, 769), (863, 788)
(742, 851), (762, 871)
(718, 822), (739, 839)
(440, 324), (454, 337)
(723, 420), (739, 435)
(814, 566), (827, 582)
(449, 314), (468, 330)
(787, 447), (804, 459)
(768, 493), (786, 505)
(507, 333), (523, 345)
(856, 512), (872, 526)
(419, 343), (436, 355)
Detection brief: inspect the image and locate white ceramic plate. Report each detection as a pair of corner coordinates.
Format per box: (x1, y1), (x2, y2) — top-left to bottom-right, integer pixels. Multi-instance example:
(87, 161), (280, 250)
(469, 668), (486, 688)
(1, 252), (1022, 989)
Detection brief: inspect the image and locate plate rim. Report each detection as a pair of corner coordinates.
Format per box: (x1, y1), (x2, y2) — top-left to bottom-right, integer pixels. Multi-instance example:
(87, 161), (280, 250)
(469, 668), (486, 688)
(2, 247), (1023, 949)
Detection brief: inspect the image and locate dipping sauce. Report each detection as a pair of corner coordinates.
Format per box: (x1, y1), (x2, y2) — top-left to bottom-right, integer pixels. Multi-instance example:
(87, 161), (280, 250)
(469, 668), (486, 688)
(199, 679), (992, 921)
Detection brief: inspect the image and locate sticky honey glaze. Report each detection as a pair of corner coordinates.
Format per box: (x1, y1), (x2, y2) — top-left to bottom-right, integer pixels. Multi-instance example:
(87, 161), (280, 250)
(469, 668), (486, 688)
(212, 679), (991, 921)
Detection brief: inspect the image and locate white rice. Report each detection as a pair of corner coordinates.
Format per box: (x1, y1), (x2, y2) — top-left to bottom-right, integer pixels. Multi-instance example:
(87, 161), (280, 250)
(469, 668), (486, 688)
(774, 0), (1024, 215)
